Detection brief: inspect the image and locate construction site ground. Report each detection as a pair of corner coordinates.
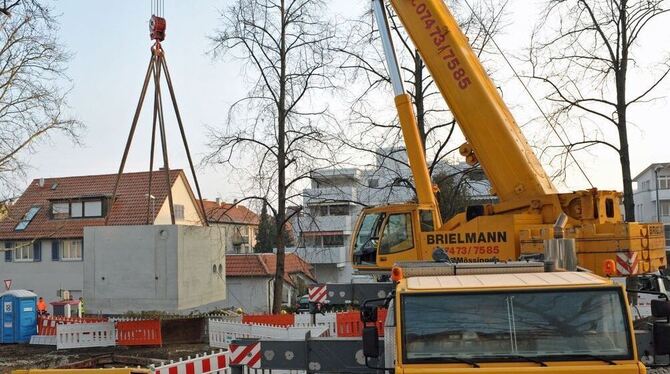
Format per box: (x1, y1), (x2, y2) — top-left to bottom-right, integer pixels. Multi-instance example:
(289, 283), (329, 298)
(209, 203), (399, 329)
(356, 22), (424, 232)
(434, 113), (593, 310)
(0, 343), (212, 374)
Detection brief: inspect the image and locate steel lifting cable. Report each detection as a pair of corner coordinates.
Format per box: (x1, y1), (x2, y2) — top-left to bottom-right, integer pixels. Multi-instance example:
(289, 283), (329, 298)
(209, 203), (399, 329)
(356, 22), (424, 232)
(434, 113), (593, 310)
(151, 0), (164, 17)
(461, 0), (595, 188)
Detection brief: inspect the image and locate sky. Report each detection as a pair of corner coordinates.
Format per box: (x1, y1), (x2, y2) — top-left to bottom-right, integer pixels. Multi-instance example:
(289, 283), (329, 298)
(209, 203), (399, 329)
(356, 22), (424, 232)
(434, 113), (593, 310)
(19, 0), (670, 205)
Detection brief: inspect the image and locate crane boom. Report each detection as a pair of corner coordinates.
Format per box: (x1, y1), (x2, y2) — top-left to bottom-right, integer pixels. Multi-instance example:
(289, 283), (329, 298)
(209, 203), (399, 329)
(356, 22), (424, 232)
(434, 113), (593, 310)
(389, 0), (556, 202)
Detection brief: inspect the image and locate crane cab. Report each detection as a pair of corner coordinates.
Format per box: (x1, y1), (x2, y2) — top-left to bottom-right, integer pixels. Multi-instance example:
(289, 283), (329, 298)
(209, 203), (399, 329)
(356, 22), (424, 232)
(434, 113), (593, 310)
(351, 203), (439, 272)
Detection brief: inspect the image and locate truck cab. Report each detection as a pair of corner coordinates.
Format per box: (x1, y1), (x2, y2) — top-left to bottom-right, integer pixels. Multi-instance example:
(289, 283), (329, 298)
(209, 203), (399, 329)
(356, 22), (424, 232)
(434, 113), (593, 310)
(362, 262), (662, 373)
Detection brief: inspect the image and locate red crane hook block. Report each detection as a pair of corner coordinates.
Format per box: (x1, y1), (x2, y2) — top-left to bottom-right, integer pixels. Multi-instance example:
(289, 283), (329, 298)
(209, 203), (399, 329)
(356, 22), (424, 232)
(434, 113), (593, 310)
(150, 15), (166, 41)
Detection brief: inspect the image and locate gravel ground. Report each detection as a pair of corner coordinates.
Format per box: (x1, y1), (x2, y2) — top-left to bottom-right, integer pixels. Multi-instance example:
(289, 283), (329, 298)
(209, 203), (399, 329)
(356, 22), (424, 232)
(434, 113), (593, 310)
(0, 343), (212, 374)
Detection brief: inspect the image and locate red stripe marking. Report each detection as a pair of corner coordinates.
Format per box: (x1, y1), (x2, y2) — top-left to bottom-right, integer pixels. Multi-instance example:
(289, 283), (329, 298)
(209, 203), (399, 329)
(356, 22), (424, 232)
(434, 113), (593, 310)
(616, 256), (629, 271)
(217, 354), (227, 368)
(247, 351), (261, 368)
(201, 357), (211, 372)
(168, 366), (178, 374)
(233, 343), (257, 364)
(186, 362), (195, 374)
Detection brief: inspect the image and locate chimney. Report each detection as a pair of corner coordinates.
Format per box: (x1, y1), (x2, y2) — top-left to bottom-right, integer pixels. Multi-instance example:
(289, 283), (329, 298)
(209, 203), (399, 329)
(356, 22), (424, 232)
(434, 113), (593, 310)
(38, 178), (45, 188)
(233, 198), (238, 205)
(216, 197), (221, 206)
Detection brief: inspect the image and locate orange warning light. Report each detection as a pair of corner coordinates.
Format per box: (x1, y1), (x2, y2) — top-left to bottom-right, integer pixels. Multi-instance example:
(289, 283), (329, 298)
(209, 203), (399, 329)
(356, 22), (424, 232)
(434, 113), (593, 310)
(391, 266), (403, 282)
(603, 259), (616, 277)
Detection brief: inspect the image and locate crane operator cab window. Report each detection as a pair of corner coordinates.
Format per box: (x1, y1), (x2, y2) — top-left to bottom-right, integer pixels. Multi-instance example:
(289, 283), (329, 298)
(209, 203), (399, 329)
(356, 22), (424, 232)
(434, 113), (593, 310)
(353, 213), (385, 265)
(379, 213), (414, 254)
(353, 212), (415, 265)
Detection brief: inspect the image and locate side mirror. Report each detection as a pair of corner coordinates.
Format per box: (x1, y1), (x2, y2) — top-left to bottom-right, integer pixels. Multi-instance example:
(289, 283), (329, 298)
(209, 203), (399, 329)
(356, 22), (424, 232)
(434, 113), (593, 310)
(654, 322), (670, 355)
(652, 299), (670, 318)
(360, 305), (378, 323)
(362, 326), (379, 358)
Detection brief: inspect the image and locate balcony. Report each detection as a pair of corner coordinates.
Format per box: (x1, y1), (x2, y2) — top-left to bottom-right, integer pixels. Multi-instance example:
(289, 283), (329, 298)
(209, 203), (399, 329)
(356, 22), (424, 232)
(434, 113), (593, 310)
(303, 186), (358, 205)
(289, 246), (347, 264)
(295, 215), (354, 234)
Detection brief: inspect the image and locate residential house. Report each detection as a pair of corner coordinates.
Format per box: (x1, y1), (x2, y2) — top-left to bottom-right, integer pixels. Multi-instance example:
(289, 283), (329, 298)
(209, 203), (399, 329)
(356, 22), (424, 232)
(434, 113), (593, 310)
(633, 163), (670, 250)
(202, 199), (259, 253)
(0, 170), (205, 303)
(224, 253), (315, 313)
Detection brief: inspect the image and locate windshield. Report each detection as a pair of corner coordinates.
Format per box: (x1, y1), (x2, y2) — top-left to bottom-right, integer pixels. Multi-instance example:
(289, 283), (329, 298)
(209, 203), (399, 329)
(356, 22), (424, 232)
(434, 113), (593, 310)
(352, 213), (384, 264)
(401, 288), (632, 364)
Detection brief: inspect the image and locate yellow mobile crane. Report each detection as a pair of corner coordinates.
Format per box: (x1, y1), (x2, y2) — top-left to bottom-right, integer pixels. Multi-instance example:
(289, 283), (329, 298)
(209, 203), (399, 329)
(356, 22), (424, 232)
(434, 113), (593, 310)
(351, 0), (666, 277)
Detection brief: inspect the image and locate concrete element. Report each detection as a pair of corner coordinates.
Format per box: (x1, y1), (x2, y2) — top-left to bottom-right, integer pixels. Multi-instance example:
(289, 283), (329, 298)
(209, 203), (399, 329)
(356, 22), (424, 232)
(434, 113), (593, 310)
(633, 163), (670, 251)
(84, 225), (226, 314)
(208, 319), (328, 348)
(56, 322), (116, 349)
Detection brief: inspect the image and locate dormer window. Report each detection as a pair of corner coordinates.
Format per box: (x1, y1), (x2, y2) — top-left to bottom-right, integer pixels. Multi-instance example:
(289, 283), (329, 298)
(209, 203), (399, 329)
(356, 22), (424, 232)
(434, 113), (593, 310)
(51, 198), (105, 219)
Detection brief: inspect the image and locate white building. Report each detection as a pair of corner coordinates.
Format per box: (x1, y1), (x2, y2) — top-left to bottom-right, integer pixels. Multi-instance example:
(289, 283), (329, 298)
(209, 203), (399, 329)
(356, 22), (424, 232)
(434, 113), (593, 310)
(290, 149), (493, 283)
(633, 163), (670, 250)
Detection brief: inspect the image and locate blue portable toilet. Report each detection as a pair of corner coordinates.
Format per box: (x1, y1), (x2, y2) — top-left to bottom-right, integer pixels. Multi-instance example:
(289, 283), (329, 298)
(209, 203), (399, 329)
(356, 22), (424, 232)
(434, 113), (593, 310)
(0, 290), (37, 343)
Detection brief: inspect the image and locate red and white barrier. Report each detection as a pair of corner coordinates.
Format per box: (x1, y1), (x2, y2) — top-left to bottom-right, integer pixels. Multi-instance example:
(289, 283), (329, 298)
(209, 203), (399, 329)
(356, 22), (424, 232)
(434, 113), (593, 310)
(152, 350), (228, 374)
(230, 342), (261, 369)
(308, 285), (327, 303)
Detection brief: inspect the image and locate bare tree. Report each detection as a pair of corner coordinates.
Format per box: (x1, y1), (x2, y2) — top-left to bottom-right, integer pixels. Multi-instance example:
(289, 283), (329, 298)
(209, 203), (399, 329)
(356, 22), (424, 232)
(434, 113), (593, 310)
(0, 0), (81, 198)
(527, 0), (670, 221)
(335, 0), (506, 211)
(207, 0), (338, 313)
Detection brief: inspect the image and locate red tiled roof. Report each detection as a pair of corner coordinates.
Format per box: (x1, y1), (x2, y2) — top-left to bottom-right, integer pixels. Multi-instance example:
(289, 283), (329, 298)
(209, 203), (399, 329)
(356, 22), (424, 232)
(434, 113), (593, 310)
(0, 170), (190, 240)
(226, 253), (316, 286)
(202, 200), (260, 225)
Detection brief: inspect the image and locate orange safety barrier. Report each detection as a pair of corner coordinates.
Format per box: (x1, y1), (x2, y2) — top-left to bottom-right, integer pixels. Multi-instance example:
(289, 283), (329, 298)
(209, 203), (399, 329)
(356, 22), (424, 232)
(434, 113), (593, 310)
(115, 319), (162, 346)
(241, 313), (295, 327)
(37, 316), (108, 335)
(335, 309), (387, 337)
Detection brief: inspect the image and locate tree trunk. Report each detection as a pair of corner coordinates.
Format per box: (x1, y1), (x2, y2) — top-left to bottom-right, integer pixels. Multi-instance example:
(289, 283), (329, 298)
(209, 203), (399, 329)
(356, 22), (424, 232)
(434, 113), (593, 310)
(617, 1), (635, 222)
(272, 0), (287, 314)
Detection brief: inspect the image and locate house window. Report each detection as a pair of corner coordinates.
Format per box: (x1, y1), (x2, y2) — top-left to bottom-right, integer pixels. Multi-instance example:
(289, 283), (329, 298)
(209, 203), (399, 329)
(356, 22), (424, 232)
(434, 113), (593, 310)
(60, 240), (82, 260)
(84, 201), (102, 217)
(659, 176), (670, 190)
(368, 178), (379, 188)
(174, 204), (185, 220)
(662, 201), (670, 217)
(13, 241), (33, 261)
(329, 205), (349, 216)
(52, 202), (70, 219)
(323, 234), (344, 247)
(51, 199), (104, 219)
(71, 202), (83, 218)
(665, 225), (670, 247)
(15, 206), (40, 231)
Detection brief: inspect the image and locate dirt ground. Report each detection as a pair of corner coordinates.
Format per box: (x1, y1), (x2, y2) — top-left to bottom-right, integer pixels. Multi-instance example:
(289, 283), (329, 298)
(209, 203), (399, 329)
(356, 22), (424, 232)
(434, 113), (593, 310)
(0, 343), (213, 373)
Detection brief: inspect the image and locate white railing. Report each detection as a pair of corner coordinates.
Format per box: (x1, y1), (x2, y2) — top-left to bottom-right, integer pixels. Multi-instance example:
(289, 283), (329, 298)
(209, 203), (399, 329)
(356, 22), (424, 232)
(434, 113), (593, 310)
(208, 320), (328, 348)
(294, 312), (337, 336)
(56, 322), (116, 349)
